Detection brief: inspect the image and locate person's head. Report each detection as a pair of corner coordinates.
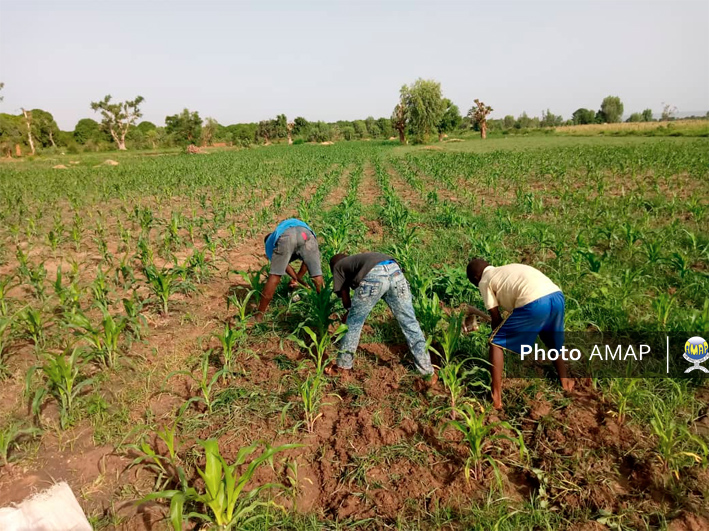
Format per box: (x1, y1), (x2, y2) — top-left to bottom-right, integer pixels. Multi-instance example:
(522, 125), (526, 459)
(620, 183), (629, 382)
(329, 253), (348, 272)
(466, 258), (490, 287)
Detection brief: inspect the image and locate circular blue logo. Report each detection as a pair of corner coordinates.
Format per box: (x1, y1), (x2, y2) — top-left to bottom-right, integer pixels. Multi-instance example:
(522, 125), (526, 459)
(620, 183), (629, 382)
(684, 336), (708, 361)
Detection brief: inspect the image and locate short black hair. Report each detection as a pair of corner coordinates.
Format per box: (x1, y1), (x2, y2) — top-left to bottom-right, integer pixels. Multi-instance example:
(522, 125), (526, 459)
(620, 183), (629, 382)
(264, 232), (273, 245)
(330, 253), (348, 272)
(466, 258), (490, 286)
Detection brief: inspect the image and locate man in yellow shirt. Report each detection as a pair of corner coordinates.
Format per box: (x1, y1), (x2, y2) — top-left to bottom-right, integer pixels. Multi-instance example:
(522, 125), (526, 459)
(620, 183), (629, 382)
(467, 258), (575, 409)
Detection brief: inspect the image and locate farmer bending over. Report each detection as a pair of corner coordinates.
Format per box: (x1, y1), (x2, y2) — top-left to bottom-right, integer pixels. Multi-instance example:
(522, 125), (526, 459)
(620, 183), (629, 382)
(466, 259), (574, 409)
(256, 218), (324, 320)
(327, 252), (435, 380)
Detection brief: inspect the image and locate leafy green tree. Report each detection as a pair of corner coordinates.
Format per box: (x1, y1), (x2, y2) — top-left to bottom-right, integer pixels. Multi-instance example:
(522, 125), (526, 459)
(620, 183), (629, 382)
(598, 96), (624, 123)
(376, 117), (393, 139)
(626, 112), (642, 123)
(391, 99), (407, 144)
(540, 109), (563, 128)
(437, 98), (461, 140)
(400, 79), (445, 143)
(467, 99), (494, 138)
(90, 95), (144, 150)
(165, 108), (203, 146)
(201, 117), (219, 146)
(274, 114), (288, 139)
(0, 113), (24, 157)
(73, 118), (103, 144)
(572, 108), (595, 125)
(256, 120), (276, 144)
(503, 115), (515, 129)
(307, 121), (332, 142)
(641, 108), (653, 122)
(292, 117), (309, 136)
(353, 120), (368, 139)
(137, 121), (156, 133)
(30, 109), (60, 147)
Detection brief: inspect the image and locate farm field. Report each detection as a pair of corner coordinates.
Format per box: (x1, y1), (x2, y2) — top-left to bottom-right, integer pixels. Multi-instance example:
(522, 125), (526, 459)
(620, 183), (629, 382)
(0, 136), (708, 530)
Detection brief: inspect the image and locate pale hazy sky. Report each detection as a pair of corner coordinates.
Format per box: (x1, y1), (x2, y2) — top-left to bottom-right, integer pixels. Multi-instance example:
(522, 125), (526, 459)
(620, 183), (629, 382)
(1, 0), (707, 130)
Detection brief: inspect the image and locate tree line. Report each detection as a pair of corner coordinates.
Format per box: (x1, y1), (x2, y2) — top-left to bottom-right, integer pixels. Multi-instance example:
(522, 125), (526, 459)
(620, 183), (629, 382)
(0, 80), (703, 156)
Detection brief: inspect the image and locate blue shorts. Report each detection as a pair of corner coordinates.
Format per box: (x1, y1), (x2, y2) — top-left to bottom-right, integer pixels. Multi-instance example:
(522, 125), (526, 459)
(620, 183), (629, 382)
(490, 291), (565, 354)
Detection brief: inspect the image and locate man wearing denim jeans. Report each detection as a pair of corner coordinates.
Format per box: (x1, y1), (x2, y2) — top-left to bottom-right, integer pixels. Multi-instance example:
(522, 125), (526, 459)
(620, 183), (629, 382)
(325, 252), (435, 380)
(256, 218), (324, 320)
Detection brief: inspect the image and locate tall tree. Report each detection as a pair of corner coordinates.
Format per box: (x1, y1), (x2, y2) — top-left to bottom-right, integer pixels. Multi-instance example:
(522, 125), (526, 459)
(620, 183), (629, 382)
(376, 117), (393, 139)
(74, 118), (103, 144)
(0, 113), (24, 157)
(201, 117), (219, 146)
(30, 109), (59, 147)
(540, 109), (563, 128)
(400, 79), (445, 143)
(437, 98), (461, 140)
(292, 117), (309, 136)
(165, 108), (203, 145)
(641, 108), (653, 122)
(467, 99), (494, 139)
(90, 95), (144, 150)
(661, 102), (677, 121)
(256, 120), (276, 145)
(572, 108), (595, 125)
(391, 98), (407, 144)
(598, 96), (624, 123)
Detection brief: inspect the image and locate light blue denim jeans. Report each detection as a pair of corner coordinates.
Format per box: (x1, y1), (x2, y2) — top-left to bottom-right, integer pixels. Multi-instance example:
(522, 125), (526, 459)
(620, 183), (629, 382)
(337, 263), (433, 375)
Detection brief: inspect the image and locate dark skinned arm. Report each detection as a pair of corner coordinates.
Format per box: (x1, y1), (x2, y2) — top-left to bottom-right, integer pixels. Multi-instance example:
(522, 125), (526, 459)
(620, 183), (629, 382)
(489, 306), (503, 331)
(338, 289), (351, 323)
(256, 274), (281, 320)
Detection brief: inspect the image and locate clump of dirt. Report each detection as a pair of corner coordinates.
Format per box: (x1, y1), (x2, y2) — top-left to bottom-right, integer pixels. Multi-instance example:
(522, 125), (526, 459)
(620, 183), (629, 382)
(52, 164), (68, 169)
(185, 145), (204, 154)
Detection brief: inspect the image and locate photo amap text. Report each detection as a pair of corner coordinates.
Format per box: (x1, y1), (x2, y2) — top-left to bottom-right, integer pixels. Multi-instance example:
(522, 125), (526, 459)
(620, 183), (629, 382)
(520, 343), (651, 361)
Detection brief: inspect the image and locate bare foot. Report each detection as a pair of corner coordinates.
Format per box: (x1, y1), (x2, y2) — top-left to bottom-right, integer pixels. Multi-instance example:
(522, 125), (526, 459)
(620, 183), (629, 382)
(492, 391), (503, 410)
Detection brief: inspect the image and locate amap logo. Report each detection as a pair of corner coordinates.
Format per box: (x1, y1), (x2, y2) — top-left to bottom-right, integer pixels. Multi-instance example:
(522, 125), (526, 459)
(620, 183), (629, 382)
(684, 336), (709, 373)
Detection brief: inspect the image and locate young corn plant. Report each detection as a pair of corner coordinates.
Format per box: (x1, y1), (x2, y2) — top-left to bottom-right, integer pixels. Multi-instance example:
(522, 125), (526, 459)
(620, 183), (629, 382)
(226, 289), (256, 324)
(0, 422), (42, 467)
(128, 416), (185, 491)
(20, 306), (48, 350)
(91, 267), (112, 311)
(650, 401), (708, 481)
(167, 352), (227, 414)
(143, 265), (195, 316)
(445, 402), (526, 483)
(236, 265), (269, 297)
(53, 266), (82, 316)
(0, 274), (17, 317)
(289, 324), (347, 432)
(27, 346), (94, 429)
(212, 320), (247, 373)
(293, 282), (340, 340)
(0, 315), (14, 379)
(122, 295), (147, 342)
(68, 310), (126, 368)
(414, 280), (444, 337)
(431, 312), (489, 419)
(139, 438), (299, 531)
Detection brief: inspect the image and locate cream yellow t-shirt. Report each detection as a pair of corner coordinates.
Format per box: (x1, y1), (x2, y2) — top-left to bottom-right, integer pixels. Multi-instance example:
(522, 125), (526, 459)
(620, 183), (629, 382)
(478, 264), (561, 311)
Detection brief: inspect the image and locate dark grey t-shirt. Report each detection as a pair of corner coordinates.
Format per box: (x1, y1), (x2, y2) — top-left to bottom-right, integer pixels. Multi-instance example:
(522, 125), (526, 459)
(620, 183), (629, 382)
(332, 252), (394, 293)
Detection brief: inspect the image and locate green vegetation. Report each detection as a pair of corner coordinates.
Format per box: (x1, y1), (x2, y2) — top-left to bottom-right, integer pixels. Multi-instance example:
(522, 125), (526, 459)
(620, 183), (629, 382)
(0, 136), (706, 528)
